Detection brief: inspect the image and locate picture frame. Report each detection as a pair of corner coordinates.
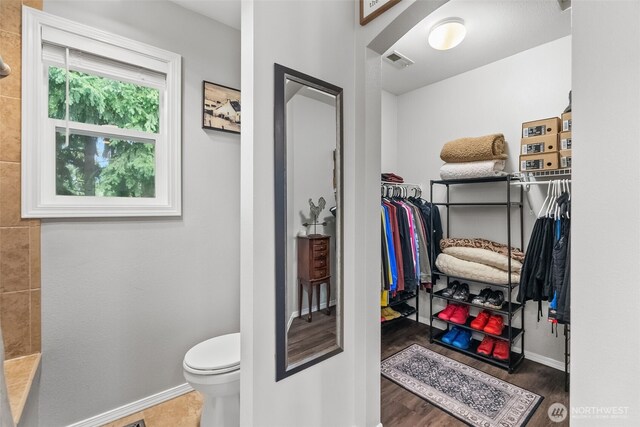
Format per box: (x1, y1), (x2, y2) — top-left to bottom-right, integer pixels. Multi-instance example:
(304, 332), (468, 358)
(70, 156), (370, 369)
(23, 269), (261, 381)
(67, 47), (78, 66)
(360, 0), (402, 26)
(202, 81), (241, 134)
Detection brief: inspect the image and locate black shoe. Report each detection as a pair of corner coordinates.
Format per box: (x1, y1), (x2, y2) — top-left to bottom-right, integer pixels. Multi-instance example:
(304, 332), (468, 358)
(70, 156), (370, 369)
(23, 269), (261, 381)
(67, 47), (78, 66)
(452, 283), (469, 301)
(472, 287), (492, 305)
(441, 280), (460, 298)
(394, 302), (415, 316)
(486, 290), (505, 309)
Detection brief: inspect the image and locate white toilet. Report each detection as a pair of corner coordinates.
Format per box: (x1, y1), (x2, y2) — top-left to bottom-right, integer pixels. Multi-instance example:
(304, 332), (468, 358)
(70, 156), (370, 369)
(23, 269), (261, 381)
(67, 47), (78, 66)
(183, 333), (240, 427)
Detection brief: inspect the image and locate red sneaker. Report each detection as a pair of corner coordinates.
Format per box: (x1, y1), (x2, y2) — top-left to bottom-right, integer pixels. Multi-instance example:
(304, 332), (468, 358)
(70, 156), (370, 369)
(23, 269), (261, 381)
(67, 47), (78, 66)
(477, 336), (496, 356)
(470, 310), (491, 330)
(437, 304), (458, 321)
(449, 305), (469, 325)
(493, 340), (510, 360)
(483, 314), (505, 335)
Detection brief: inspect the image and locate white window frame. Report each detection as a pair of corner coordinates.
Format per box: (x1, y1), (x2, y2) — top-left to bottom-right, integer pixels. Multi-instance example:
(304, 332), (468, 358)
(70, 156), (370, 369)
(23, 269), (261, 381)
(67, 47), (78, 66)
(22, 8), (182, 217)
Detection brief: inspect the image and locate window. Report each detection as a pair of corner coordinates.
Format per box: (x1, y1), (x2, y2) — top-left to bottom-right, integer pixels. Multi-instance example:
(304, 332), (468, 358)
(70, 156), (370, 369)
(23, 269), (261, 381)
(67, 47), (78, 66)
(22, 8), (181, 217)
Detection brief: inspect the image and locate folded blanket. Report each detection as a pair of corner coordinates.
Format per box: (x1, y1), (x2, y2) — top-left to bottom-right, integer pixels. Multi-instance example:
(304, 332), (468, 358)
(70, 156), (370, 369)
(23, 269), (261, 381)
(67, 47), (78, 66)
(440, 133), (508, 163)
(442, 246), (522, 273)
(436, 253), (521, 285)
(440, 238), (525, 263)
(439, 160), (507, 180)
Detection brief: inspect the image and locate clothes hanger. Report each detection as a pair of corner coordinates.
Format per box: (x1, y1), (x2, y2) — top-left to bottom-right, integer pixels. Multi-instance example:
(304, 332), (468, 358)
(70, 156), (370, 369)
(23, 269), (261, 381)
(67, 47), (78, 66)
(538, 179), (553, 218)
(546, 180), (558, 218)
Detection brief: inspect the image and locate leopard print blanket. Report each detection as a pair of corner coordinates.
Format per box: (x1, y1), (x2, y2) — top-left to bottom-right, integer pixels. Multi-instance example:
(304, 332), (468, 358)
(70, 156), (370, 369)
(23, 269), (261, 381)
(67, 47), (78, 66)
(440, 238), (525, 263)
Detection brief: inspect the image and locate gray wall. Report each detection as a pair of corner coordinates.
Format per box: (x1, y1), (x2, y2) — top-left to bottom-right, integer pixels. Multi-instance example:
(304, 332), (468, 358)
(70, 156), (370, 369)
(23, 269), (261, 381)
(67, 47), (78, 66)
(389, 36), (572, 365)
(40, 1), (240, 425)
(240, 1), (358, 425)
(571, 2), (640, 424)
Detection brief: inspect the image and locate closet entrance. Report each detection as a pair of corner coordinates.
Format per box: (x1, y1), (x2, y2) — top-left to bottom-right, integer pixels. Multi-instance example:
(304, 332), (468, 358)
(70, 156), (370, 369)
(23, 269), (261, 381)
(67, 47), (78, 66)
(373, 1), (572, 426)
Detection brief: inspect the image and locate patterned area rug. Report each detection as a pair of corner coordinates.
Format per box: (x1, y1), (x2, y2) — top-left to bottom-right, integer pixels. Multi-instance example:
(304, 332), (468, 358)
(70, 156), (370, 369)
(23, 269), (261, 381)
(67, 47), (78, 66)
(381, 344), (542, 427)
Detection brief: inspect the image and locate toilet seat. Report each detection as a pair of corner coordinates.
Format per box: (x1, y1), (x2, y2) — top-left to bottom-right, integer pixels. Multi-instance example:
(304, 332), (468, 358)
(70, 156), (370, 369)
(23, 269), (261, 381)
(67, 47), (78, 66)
(184, 333), (240, 376)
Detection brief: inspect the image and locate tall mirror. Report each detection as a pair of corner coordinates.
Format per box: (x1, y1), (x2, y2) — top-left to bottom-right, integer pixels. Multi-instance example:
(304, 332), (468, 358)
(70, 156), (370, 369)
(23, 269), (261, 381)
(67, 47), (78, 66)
(275, 64), (343, 381)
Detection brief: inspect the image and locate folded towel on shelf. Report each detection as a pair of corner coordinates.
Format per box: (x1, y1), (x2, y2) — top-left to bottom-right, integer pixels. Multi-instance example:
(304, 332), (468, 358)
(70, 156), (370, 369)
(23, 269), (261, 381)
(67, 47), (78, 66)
(439, 160), (507, 180)
(440, 133), (508, 163)
(442, 246), (522, 273)
(436, 253), (521, 285)
(440, 238), (525, 263)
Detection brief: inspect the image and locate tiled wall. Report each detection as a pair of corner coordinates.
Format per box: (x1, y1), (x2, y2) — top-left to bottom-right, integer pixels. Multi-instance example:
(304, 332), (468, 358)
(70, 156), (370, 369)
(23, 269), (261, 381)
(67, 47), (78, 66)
(0, 0), (42, 359)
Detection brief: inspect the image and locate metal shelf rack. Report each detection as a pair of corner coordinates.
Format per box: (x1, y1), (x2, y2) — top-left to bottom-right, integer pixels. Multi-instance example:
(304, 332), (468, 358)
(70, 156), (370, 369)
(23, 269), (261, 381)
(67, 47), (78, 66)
(429, 175), (525, 373)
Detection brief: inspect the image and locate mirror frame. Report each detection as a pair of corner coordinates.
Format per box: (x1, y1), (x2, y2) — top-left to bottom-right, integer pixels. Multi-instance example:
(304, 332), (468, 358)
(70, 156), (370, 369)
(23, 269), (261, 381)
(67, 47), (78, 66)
(274, 63), (344, 381)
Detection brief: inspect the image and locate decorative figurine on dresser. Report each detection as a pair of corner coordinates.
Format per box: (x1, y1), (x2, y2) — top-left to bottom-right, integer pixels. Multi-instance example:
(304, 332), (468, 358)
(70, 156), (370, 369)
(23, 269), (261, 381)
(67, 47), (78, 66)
(298, 197), (331, 322)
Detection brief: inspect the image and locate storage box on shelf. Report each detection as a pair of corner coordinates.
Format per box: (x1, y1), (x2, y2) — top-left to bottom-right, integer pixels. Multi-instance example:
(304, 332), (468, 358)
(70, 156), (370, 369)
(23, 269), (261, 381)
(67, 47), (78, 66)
(429, 175), (525, 373)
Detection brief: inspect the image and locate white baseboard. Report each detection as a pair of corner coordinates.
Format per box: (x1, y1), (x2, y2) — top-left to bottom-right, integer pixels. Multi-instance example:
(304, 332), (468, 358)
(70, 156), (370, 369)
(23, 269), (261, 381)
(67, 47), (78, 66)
(67, 383), (193, 427)
(524, 350), (566, 372)
(287, 298), (337, 331)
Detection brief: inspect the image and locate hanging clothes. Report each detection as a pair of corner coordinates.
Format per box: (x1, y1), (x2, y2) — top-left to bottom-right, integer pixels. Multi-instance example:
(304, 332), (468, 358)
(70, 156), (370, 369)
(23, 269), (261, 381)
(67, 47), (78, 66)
(380, 184), (443, 299)
(517, 181), (571, 325)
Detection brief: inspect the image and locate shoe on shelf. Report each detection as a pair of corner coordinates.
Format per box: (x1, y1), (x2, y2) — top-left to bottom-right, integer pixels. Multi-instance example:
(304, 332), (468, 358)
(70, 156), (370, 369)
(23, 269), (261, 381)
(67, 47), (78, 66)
(486, 290), (505, 309)
(472, 288), (493, 305)
(441, 327), (461, 344)
(452, 329), (472, 350)
(493, 340), (510, 360)
(449, 305), (470, 325)
(477, 336), (496, 356)
(441, 280), (460, 298)
(395, 302), (414, 316)
(470, 310), (491, 330)
(381, 307), (401, 321)
(452, 283), (470, 301)
(483, 314), (505, 335)
(437, 304), (458, 321)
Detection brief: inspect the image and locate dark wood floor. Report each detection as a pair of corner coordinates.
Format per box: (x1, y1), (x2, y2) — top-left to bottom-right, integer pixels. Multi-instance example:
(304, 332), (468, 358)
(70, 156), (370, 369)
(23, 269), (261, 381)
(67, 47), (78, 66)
(381, 319), (569, 427)
(287, 306), (337, 366)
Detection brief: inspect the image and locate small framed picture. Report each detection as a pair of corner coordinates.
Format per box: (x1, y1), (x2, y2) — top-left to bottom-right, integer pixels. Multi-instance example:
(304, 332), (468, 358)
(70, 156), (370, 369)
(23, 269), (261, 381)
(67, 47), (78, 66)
(360, 0), (402, 26)
(202, 81), (241, 134)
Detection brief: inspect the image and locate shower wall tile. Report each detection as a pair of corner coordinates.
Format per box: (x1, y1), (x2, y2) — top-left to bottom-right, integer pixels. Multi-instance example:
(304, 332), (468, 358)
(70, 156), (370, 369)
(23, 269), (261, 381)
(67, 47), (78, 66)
(0, 0), (21, 34)
(29, 225), (40, 290)
(0, 0), (42, 360)
(0, 96), (21, 162)
(1, 291), (30, 359)
(30, 290), (40, 352)
(0, 30), (21, 99)
(0, 227), (30, 293)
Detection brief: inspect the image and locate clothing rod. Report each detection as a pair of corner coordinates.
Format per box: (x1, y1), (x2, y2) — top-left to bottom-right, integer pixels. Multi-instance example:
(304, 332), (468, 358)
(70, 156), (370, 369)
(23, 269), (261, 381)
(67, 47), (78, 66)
(510, 180), (571, 186)
(381, 182), (421, 187)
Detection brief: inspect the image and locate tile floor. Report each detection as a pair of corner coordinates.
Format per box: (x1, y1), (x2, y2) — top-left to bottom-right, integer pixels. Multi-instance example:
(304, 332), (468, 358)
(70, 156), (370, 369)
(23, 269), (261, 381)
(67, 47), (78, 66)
(103, 392), (202, 427)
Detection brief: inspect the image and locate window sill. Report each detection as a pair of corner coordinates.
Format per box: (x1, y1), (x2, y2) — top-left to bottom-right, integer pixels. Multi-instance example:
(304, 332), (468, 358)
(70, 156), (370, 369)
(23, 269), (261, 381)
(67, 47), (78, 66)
(4, 353), (41, 425)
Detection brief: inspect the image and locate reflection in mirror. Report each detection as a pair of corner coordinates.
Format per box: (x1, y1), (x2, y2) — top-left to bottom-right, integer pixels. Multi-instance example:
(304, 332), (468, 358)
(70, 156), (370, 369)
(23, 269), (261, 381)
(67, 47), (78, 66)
(275, 64), (343, 381)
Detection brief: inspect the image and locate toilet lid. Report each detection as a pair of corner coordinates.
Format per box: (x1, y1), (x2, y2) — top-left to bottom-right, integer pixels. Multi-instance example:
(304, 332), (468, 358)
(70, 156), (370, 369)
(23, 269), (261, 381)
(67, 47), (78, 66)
(184, 333), (240, 372)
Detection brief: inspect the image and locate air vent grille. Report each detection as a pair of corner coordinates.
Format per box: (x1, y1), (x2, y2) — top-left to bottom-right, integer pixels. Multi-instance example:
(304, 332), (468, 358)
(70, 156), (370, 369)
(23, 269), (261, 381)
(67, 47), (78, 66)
(384, 51), (414, 69)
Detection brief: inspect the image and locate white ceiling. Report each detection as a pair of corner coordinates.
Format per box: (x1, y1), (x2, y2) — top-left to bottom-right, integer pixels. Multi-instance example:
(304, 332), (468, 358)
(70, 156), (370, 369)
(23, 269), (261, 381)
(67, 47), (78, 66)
(169, 0), (241, 30)
(382, 0), (571, 95)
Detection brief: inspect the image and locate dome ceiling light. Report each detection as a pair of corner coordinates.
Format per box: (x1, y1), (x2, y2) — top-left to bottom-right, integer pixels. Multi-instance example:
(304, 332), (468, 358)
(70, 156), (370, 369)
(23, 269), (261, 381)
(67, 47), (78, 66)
(428, 18), (467, 51)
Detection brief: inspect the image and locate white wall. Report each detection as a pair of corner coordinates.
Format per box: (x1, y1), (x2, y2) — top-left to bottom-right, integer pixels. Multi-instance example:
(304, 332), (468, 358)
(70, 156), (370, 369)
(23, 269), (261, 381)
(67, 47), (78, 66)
(240, 1), (358, 425)
(286, 94), (337, 319)
(391, 36), (571, 366)
(571, 2), (640, 425)
(39, 1), (240, 425)
(381, 90), (398, 172)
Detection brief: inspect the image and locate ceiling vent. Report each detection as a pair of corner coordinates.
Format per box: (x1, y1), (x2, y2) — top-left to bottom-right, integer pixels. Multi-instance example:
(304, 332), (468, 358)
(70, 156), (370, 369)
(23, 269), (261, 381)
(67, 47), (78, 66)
(384, 51), (414, 69)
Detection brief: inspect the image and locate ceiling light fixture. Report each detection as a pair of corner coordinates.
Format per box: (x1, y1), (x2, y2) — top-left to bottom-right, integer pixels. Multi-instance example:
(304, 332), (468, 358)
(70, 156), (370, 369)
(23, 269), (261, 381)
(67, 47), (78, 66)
(428, 18), (466, 51)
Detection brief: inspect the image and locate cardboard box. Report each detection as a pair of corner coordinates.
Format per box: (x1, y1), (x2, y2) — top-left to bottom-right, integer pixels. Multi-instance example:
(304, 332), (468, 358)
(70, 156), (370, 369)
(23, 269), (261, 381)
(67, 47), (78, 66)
(562, 112), (572, 132)
(559, 149), (572, 169)
(522, 117), (561, 138)
(520, 152), (559, 172)
(560, 131), (572, 150)
(520, 134), (558, 155)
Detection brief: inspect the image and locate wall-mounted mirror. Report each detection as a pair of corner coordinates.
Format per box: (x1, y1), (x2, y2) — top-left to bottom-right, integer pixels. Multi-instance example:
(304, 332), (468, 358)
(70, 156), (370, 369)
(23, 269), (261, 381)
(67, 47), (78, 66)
(275, 64), (343, 381)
